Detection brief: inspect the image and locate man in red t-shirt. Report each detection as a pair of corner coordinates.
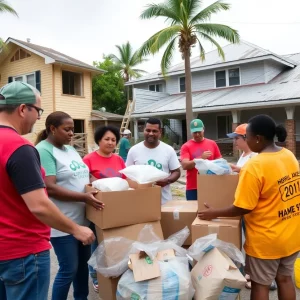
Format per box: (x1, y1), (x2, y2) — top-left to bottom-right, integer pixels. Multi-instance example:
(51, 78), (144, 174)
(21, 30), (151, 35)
(0, 82), (95, 300)
(180, 119), (221, 200)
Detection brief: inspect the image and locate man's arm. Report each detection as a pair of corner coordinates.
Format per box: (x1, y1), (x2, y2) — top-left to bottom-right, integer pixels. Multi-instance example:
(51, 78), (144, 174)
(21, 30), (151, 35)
(22, 189), (94, 244)
(125, 147), (135, 166)
(181, 159), (196, 170)
(156, 168), (181, 187)
(7, 145), (95, 244)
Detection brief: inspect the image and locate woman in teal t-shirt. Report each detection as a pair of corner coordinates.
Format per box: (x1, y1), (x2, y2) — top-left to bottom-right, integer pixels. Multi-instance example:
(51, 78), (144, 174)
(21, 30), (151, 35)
(36, 111), (104, 300)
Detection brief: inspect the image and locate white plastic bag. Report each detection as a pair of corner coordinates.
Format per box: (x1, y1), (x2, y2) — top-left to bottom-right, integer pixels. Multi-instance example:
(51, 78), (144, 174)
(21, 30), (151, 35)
(188, 234), (244, 266)
(88, 225), (190, 278)
(117, 257), (194, 300)
(92, 177), (129, 191)
(194, 158), (232, 175)
(119, 165), (169, 184)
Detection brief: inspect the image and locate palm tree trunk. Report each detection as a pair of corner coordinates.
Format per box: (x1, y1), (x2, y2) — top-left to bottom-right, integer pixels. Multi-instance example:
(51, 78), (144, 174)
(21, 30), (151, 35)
(184, 49), (193, 140)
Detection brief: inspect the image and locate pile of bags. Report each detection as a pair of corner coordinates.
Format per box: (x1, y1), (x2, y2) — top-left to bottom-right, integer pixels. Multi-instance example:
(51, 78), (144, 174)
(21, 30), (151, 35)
(88, 226), (195, 300)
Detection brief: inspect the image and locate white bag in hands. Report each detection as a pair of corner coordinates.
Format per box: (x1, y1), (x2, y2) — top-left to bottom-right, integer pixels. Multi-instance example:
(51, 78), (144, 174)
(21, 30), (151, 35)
(119, 165), (169, 184)
(194, 158), (232, 175)
(92, 177), (129, 192)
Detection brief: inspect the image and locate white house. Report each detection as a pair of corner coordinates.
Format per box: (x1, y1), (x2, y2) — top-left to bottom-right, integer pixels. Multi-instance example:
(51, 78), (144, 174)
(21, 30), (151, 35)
(126, 40), (300, 156)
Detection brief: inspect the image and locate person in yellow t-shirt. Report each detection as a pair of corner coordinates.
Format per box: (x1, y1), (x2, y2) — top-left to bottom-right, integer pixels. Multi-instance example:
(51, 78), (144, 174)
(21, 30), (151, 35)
(198, 114), (300, 300)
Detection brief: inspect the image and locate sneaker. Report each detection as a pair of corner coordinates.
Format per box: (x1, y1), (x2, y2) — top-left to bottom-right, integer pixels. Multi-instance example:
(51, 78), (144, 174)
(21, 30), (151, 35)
(92, 279), (99, 293)
(269, 281), (277, 291)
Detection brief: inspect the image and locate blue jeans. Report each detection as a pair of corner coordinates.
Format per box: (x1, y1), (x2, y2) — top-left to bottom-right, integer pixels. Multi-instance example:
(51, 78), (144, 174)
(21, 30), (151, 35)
(51, 235), (91, 300)
(0, 250), (50, 300)
(88, 223), (98, 284)
(186, 189), (197, 201)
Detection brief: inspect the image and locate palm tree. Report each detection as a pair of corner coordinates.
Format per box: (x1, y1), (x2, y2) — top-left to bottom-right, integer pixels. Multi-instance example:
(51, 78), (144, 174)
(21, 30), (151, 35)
(0, 0), (18, 16)
(109, 41), (147, 82)
(138, 0), (240, 139)
(0, 0), (18, 50)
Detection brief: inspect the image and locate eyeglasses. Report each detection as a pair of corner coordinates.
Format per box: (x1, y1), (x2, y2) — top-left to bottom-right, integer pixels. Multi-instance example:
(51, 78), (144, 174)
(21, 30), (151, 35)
(26, 104), (44, 117)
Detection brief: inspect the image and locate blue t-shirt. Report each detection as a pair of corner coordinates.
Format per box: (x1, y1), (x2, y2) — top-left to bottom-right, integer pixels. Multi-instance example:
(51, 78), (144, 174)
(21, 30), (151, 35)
(119, 137), (131, 161)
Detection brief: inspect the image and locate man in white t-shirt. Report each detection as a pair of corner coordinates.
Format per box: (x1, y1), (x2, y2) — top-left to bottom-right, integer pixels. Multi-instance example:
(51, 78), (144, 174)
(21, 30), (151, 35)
(126, 118), (181, 204)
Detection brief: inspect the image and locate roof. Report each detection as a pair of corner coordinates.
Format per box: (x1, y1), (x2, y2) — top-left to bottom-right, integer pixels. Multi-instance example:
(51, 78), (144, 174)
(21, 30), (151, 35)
(127, 40), (296, 85)
(5, 38), (104, 73)
(132, 53), (300, 117)
(90, 110), (124, 121)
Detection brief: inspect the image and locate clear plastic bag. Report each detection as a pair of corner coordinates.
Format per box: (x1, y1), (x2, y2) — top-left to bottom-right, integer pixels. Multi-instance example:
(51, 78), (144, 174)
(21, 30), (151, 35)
(116, 257), (194, 300)
(119, 165), (169, 184)
(92, 177), (129, 191)
(88, 225), (190, 278)
(188, 233), (245, 266)
(194, 158), (232, 175)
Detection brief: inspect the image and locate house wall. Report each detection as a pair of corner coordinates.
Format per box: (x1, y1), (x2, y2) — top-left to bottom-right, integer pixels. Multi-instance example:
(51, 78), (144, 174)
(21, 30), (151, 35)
(53, 64), (94, 147)
(165, 61), (267, 94)
(134, 89), (169, 111)
(0, 48), (53, 144)
(264, 60), (285, 83)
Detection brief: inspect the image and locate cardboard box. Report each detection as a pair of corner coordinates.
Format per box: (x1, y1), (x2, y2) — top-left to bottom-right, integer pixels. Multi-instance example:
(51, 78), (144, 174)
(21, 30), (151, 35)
(161, 200), (198, 246)
(95, 220), (164, 244)
(192, 217), (242, 250)
(86, 183), (161, 229)
(197, 174), (239, 210)
(97, 272), (120, 300)
(191, 247), (246, 300)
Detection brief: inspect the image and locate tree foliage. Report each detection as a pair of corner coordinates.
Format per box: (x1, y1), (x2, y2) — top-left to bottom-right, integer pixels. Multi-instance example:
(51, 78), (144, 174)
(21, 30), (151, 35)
(92, 56), (127, 114)
(138, 0), (240, 139)
(109, 41), (147, 82)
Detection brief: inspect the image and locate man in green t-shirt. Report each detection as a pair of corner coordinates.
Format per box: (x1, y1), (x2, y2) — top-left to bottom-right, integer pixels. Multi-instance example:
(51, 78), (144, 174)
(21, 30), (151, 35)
(119, 129), (131, 162)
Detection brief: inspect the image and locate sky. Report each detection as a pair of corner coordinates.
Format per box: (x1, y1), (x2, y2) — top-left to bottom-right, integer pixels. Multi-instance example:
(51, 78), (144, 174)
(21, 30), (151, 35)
(2, 0), (300, 74)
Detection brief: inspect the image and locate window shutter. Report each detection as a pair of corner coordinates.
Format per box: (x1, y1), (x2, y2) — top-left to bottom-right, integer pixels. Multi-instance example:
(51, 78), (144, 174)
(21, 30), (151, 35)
(35, 71), (41, 93)
(8, 77), (12, 83)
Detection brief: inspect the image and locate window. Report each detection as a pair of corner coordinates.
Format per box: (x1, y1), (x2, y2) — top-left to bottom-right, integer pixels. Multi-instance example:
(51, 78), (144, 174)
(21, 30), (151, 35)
(149, 84), (162, 92)
(13, 73), (36, 88)
(216, 71), (226, 88)
(215, 68), (241, 88)
(229, 68), (240, 86)
(179, 77), (185, 92)
(62, 70), (83, 96)
(217, 115), (232, 139)
(10, 49), (31, 62)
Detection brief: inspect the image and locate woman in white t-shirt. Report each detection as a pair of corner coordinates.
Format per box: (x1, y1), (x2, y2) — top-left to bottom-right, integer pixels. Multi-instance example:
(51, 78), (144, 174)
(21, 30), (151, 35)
(227, 123), (277, 291)
(227, 123), (257, 173)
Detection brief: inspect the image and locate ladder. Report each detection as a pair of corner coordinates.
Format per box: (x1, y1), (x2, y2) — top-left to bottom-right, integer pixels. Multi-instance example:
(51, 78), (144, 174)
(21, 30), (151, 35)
(115, 99), (135, 154)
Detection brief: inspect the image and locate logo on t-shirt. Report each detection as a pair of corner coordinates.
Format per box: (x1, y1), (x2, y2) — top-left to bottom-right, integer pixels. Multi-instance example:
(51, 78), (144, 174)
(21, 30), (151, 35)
(99, 168), (122, 178)
(69, 160), (87, 171)
(192, 148), (204, 159)
(147, 159), (162, 170)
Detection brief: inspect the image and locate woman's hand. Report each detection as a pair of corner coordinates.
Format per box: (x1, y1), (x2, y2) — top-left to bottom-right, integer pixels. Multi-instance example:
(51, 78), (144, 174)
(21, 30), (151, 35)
(230, 163), (241, 173)
(84, 190), (105, 210)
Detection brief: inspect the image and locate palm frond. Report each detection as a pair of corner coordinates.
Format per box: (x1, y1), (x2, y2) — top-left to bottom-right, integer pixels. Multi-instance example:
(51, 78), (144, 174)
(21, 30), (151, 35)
(194, 23), (240, 43)
(0, 0), (18, 16)
(131, 69), (148, 74)
(107, 53), (122, 65)
(185, 0), (202, 19)
(151, 25), (181, 53)
(190, 0), (230, 24)
(130, 50), (148, 67)
(196, 37), (206, 61)
(161, 37), (177, 76)
(140, 3), (180, 23)
(197, 32), (225, 60)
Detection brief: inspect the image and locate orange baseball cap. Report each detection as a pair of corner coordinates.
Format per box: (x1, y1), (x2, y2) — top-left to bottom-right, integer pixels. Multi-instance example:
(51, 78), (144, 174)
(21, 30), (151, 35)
(227, 123), (247, 138)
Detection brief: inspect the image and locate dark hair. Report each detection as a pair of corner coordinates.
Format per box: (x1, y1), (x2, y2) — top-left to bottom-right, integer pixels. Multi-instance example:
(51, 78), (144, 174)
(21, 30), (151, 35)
(248, 114), (287, 143)
(35, 111), (72, 145)
(94, 125), (120, 144)
(145, 118), (161, 129)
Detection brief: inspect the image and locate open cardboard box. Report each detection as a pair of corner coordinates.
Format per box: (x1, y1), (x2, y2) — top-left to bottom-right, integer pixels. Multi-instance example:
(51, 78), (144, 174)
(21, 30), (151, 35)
(161, 200), (198, 246)
(86, 180), (161, 229)
(197, 174), (239, 212)
(191, 247), (246, 300)
(192, 217), (242, 250)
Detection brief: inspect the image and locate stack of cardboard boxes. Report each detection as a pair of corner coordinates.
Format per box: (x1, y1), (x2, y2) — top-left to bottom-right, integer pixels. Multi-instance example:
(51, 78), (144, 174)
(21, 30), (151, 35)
(86, 181), (163, 300)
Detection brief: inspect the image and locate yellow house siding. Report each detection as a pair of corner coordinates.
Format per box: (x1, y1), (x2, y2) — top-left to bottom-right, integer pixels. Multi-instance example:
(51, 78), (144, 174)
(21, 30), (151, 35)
(0, 48), (53, 143)
(53, 64), (94, 147)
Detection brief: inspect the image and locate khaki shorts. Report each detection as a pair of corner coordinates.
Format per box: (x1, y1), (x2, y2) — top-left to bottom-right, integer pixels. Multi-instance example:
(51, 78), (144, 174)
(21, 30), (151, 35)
(245, 252), (299, 286)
